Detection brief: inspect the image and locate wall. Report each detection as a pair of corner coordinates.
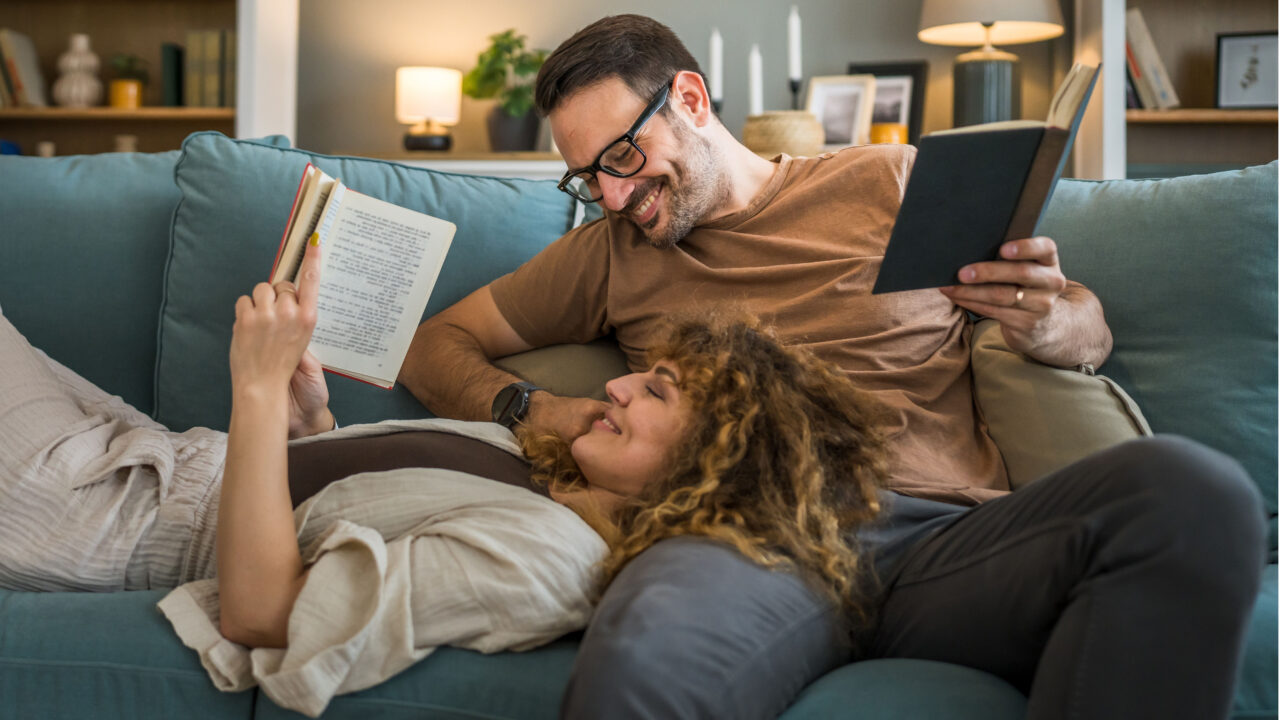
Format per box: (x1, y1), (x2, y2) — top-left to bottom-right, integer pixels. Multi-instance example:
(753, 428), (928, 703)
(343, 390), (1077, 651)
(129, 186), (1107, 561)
(297, 0), (1071, 155)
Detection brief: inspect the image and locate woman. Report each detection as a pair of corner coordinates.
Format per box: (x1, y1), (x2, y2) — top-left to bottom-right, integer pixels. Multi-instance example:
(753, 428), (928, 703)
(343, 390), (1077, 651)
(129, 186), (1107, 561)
(0, 239), (890, 715)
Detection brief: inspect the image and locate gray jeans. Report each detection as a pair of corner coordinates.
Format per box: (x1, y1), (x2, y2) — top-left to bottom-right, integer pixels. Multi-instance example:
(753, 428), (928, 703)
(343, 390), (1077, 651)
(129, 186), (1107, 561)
(563, 436), (1265, 720)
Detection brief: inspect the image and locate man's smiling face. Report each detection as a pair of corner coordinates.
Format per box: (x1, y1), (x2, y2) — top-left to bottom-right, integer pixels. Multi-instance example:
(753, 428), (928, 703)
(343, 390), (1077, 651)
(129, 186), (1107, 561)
(550, 76), (727, 249)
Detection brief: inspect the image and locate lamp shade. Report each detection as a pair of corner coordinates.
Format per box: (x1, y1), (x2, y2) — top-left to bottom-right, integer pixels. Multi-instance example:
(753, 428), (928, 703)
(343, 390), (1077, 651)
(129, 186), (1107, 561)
(395, 66), (462, 126)
(918, 0), (1064, 46)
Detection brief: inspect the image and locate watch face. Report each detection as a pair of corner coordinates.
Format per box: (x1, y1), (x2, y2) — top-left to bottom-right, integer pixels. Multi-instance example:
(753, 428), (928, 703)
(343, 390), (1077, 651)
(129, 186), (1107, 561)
(492, 384), (526, 427)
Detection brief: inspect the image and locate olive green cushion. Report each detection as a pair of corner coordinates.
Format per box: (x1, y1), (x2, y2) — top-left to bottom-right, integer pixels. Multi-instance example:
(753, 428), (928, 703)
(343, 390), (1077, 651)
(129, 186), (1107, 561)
(970, 319), (1151, 489)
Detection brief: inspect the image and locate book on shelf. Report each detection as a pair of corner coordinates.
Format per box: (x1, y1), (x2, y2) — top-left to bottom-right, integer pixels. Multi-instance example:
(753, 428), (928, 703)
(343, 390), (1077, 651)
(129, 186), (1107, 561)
(0, 28), (48, 107)
(0, 37), (13, 108)
(199, 29), (223, 108)
(161, 43), (184, 107)
(271, 164), (456, 389)
(184, 30), (203, 107)
(1125, 42), (1157, 109)
(1125, 8), (1180, 109)
(223, 30), (236, 108)
(872, 63), (1101, 294)
(1124, 65), (1143, 109)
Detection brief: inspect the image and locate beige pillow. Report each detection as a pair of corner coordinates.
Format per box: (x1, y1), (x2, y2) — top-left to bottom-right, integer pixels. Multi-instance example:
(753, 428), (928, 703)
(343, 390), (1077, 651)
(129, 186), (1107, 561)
(495, 337), (632, 401)
(970, 319), (1152, 490)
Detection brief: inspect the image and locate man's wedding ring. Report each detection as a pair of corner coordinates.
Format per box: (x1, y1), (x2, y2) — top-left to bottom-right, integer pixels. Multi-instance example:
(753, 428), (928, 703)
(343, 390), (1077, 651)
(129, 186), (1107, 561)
(1013, 289), (1025, 308)
(274, 282), (298, 298)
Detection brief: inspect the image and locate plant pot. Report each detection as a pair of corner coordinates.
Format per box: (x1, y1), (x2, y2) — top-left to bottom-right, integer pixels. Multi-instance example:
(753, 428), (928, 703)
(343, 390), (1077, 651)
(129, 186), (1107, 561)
(109, 79), (143, 109)
(486, 108), (540, 152)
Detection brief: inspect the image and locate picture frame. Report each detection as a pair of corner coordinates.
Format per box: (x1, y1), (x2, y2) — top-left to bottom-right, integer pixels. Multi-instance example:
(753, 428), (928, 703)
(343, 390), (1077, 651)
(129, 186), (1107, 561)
(847, 61), (928, 145)
(805, 74), (877, 150)
(1216, 32), (1278, 109)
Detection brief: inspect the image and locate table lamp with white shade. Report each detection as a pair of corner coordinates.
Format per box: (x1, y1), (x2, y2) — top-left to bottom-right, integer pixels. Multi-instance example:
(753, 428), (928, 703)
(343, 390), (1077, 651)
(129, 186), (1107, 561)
(396, 66), (462, 151)
(918, 0), (1063, 127)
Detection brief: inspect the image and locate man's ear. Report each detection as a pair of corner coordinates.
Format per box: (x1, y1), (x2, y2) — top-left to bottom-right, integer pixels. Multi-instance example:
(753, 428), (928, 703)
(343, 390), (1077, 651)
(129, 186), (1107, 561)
(671, 70), (714, 128)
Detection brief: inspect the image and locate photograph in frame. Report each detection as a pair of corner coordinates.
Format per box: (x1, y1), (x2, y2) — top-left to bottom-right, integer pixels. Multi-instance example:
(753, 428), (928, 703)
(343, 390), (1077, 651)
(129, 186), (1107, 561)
(1216, 32), (1278, 109)
(806, 75), (877, 150)
(848, 62), (928, 145)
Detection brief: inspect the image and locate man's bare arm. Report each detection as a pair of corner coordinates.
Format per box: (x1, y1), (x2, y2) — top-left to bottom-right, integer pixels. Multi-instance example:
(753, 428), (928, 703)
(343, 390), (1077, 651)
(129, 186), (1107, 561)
(400, 286), (533, 421)
(400, 286), (608, 437)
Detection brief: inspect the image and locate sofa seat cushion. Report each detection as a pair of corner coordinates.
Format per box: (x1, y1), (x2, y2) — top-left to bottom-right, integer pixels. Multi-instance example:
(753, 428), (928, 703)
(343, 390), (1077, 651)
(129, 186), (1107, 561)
(779, 659), (1026, 719)
(156, 132), (579, 433)
(0, 151), (181, 416)
(251, 638), (579, 720)
(1235, 564), (1278, 720)
(0, 588), (253, 719)
(1040, 163), (1278, 551)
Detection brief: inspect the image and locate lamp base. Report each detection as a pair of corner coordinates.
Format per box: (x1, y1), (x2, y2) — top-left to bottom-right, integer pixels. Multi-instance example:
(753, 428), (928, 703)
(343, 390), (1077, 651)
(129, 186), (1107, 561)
(953, 49), (1021, 127)
(403, 132), (452, 151)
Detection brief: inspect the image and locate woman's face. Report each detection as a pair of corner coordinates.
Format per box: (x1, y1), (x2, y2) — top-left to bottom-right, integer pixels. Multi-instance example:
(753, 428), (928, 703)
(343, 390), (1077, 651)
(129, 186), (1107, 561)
(570, 361), (690, 498)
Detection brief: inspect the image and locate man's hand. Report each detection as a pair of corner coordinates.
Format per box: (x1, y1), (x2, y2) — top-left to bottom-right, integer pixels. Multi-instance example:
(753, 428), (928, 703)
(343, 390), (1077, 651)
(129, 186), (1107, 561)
(939, 236), (1069, 358)
(522, 391), (609, 441)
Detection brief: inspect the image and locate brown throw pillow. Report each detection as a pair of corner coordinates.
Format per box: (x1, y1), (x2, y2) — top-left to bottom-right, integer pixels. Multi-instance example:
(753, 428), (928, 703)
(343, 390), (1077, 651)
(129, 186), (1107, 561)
(970, 319), (1152, 490)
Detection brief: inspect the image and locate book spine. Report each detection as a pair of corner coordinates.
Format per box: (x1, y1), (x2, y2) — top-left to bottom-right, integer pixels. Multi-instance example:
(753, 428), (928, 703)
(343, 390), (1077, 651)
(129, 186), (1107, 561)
(1124, 65), (1142, 109)
(1004, 129), (1068, 241)
(184, 30), (203, 107)
(161, 43), (184, 107)
(271, 163), (317, 282)
(223, 30), (236, 108)
(200, 29), (223, 108)
(1124, 42), (1159, 110)
(0, 33), (27, 107)
(0, 37), (13, 107)
(1125, 8), (1181, 109)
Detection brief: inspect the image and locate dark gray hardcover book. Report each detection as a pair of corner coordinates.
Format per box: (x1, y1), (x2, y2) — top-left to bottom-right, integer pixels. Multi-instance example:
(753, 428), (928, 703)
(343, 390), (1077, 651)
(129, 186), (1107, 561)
(873, 63), (1099, 294)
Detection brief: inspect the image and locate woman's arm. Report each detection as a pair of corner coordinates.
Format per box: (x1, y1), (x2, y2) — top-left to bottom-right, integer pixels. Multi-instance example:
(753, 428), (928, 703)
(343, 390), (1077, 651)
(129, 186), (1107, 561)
(217, 238), (322, 648)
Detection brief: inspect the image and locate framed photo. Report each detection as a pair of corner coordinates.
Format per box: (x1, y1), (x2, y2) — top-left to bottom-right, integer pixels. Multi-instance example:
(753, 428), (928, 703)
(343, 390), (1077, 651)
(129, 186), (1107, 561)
(847, 61), (928, 145)
(805, 75), (877, 150)
(1216, 32), (1278, 109)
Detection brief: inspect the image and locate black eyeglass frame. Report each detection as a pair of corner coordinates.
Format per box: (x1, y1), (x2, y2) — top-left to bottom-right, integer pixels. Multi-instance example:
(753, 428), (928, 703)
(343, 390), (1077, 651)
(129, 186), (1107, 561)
(556, 80), (673, 203)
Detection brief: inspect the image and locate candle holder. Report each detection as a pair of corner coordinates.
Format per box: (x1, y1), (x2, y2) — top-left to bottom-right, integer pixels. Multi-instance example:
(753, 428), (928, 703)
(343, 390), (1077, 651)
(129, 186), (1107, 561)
(711, 99), (723, 115)
(789, 79), (802, 110)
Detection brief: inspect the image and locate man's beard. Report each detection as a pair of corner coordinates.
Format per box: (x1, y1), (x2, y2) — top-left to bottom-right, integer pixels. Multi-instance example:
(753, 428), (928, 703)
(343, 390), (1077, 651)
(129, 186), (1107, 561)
(625, 121), (728, 249)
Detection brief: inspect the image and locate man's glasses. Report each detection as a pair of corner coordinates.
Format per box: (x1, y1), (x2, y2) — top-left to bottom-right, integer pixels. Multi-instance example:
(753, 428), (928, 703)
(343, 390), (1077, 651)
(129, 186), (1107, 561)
(557, 81), (672, 203)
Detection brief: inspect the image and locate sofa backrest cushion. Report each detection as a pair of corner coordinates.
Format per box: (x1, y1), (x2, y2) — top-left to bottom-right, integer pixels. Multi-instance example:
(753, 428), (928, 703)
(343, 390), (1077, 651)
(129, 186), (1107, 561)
(0, 151), (182, 415)
(156, 132), (579, 432)
(1039, 162), (1278, 547)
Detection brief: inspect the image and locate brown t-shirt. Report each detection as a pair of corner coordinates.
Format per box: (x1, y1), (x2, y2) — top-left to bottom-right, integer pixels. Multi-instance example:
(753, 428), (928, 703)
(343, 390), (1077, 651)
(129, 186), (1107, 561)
(490, 144), (1007, 505)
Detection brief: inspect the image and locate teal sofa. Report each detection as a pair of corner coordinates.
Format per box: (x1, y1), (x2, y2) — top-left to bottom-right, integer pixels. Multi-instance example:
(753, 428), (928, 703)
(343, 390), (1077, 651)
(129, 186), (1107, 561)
(0, 132), (1274, 719)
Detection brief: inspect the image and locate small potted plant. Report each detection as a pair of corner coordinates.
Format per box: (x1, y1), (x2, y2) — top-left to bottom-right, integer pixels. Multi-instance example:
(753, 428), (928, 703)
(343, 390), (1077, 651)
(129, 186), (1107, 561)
(108, 53), (149, 109)
(462, 29), (547, 152)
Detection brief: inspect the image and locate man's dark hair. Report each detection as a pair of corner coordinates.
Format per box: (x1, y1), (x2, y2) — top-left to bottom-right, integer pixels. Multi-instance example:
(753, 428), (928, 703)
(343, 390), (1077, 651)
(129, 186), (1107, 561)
(534, 14), (705, 117)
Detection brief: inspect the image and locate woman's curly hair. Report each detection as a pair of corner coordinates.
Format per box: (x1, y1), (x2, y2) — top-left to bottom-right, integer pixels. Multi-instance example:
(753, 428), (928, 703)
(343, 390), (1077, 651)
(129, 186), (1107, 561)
(522, 313), (891, 616)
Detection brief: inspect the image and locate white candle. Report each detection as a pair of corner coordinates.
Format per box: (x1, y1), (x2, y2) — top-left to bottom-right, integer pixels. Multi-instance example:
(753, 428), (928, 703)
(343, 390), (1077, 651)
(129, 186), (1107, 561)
(788, 6), (802, 81)
(749, 44), (763, 116)
(709, 28), (723, 102)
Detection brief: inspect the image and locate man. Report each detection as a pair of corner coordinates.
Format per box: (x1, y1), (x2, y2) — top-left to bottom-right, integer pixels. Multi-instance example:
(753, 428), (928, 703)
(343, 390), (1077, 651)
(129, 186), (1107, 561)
(401, 15), (1264, 720)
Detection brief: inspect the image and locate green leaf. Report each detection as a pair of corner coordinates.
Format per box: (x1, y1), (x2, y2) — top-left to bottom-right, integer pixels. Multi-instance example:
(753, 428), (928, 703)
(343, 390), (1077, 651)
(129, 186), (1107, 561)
(464, 29), (547, 103)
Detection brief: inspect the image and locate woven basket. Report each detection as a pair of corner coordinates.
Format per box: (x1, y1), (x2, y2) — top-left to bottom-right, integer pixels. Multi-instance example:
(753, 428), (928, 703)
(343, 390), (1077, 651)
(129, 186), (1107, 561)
(742, 110), (824, 157)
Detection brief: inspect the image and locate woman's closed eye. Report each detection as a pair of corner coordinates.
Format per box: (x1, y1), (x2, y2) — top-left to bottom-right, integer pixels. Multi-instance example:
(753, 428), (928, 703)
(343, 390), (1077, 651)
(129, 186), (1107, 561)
(647, 385), (663, 400)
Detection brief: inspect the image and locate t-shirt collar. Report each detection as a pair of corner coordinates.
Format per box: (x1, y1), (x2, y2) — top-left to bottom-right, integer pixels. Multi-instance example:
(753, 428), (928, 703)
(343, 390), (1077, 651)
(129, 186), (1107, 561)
(699, 153), (794, 230)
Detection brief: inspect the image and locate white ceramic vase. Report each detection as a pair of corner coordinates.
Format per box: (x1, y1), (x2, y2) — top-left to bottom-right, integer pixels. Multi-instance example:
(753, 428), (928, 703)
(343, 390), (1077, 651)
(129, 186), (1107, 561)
(52, 33), (103, 108)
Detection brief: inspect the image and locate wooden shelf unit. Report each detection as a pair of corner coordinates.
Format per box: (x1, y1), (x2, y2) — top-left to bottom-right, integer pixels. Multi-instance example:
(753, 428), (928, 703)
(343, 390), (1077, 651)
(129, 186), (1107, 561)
(1125, 0), (1277, 172)
(0, 0), (237, 154)
(1126, 108), (1278, 124)
(0, 107), (234, 121)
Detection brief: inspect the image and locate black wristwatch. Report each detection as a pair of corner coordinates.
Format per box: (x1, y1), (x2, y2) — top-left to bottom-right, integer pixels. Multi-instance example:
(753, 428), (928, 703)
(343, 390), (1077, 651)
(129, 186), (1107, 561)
(491, 381), (543, 429)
